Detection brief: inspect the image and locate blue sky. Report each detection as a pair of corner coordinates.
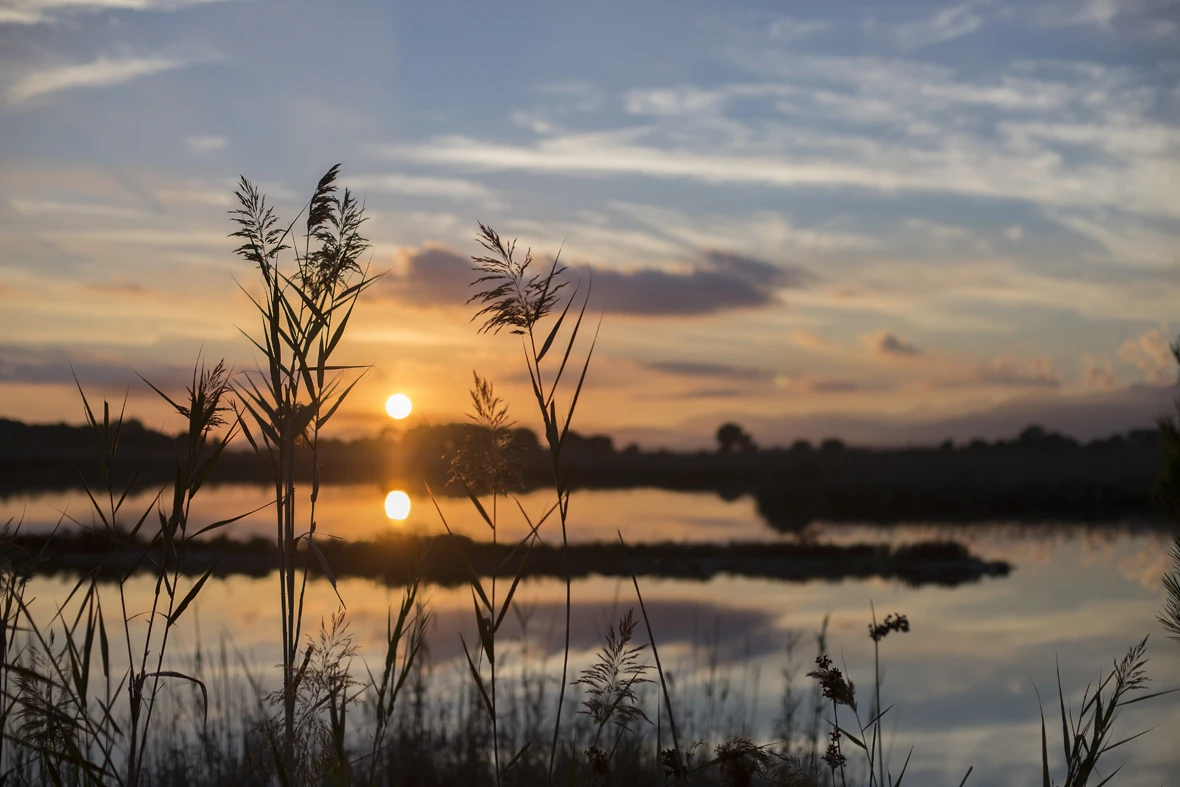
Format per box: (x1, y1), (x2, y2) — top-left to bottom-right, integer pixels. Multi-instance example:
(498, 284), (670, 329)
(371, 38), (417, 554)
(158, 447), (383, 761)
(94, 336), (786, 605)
(0, 0), (1177, 447)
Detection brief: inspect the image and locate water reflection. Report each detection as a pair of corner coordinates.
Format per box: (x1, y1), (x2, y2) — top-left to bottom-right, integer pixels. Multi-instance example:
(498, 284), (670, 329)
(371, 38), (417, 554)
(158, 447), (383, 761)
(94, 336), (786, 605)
(383, 490), (411, 521)
(18, 530), (1179, 786)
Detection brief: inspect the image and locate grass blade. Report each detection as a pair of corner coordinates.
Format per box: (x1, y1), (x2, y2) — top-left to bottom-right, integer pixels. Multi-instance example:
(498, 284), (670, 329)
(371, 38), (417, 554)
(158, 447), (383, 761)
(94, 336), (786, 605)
(168, 561), (218, 627)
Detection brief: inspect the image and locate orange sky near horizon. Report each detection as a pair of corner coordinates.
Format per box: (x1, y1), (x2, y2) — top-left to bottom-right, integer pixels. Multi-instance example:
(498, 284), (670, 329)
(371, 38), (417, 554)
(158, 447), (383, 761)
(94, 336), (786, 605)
(1, 0), (1177, 449)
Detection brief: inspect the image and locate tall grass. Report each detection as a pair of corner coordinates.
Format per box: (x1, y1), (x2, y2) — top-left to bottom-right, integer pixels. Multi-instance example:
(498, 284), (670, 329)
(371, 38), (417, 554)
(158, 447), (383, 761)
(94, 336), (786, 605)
(228, 165), (379, 765)
(0, 357), (239, 786)
(1157, 333), (1180, 643)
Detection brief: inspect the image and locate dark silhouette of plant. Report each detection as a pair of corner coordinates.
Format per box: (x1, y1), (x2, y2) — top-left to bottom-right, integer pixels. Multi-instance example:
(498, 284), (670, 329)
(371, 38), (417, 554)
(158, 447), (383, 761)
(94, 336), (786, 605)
(1158, 334), (1180, 643)
(464, 222), (597, 786)
(572, 607), (652, 774)
(230, 165), (378, 768)
(1033, 636), (1175, 786)
(469, 223), (567, 335)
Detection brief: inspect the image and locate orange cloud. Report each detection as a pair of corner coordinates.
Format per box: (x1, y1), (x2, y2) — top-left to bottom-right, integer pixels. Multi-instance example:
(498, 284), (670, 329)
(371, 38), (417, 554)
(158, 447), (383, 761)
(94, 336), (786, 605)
(931, 355), (1060, 389)
(1117, 326), (1176, 384)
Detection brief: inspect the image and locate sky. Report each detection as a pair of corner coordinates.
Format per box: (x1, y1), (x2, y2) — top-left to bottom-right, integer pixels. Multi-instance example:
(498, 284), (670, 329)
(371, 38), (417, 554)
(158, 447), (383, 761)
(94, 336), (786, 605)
(0, 0), (1177, 448)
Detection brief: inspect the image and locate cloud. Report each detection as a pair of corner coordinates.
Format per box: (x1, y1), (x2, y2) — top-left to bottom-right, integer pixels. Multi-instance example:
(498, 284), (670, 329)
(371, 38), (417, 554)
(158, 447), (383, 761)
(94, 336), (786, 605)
(0, 0), (237, 26)
(1049, 211), (1180, 269)
(1118, 326), (1176, 383)
(0, 344), (188, 388)
(768, 16), (830, 41)
(8, 54), (204, 103)
(185, 135), (227, 153)
(934, 355), (1062, 389)
(790, 330), (838, 352)
(889, 2), (986, 50)
(1081, 354), (1118, 390)
(10, 198), (142, 219)
(864, 330), (921, 357)
(388, 51), (1180, 221)
(806, 379), (862, 393)
(1032, 0), (1174, 33)
(344, 173), (493, 201)
(390, 122), (1177, 219)
(85, 275), (152, 296)
(0, 6), (43, 24)
(646, 361), (773, 382)
(385, 245), (808, 317)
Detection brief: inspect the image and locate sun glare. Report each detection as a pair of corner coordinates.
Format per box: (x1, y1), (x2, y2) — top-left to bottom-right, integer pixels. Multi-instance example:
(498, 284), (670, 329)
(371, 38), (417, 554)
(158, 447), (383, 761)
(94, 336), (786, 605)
(384, 490), (411, 521)
(385, 393), (412, 419)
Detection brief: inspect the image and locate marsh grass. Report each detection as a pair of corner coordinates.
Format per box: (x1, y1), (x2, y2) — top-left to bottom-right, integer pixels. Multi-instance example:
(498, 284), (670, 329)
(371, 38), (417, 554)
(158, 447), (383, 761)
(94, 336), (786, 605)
(1156, 335), (1180, 644)
(1032, 637), (1176, 787)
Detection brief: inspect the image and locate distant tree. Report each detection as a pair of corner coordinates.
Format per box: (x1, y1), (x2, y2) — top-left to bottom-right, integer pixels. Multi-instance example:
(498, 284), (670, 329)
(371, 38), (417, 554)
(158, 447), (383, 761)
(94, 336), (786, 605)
(510, 427), (540, 453)
(716, 423), (756, 453)
(789, 439), (813, 453)
(939, 439), (955, 452)
(1019, 424), (1048, 444)
(820, 438), (845, 453)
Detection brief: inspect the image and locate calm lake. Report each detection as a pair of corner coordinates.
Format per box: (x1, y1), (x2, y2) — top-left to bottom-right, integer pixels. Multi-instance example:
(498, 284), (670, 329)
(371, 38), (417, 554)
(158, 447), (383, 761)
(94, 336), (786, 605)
(5, 484), (1179, 785)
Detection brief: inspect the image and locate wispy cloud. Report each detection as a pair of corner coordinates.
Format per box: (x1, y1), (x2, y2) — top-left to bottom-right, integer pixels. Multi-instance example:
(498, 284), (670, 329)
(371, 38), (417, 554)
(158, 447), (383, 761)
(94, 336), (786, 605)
(0, 0), (238, 26)
(768, 15), (830, 41)
(85, 274), (152, 296)
(388, 51), (1180, 219)
(1048, 210), (1180, 269)
(0, 344), (188, 388)
(10, 198), (141, 219)
(888, 1), (987, 50)
(933, 355), (1062, 389)
(345, 173), (494, 201)
(790, 330), (839, 352)
(0, 6), (44, 24)
(8, 54), (205, 103)
(185, 135), (227, 153)
(646, 361), (774, 382)
(1031, 0), (1176, 34)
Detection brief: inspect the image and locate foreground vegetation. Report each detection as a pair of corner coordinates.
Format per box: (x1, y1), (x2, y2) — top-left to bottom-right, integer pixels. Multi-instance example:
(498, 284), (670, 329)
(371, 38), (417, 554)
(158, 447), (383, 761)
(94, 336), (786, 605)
(1, 167), (1176, 786)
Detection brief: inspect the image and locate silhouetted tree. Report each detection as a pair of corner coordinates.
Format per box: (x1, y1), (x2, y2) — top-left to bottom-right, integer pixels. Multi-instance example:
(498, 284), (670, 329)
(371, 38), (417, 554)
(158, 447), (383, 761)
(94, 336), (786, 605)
(1019, 424), (1048, 444)
(820, 438), (845, 453)
(716, 423), (756, 453)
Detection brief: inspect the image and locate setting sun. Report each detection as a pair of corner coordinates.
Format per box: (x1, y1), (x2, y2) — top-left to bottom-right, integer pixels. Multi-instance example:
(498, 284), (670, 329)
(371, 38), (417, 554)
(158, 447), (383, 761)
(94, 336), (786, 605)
(383, 490), (411, 521)
(385, 393), (412, 420)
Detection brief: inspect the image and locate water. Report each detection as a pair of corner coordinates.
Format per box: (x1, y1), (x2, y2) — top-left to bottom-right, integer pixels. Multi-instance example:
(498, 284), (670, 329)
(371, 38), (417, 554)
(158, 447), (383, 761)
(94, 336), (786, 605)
(6, 484), (1178, 785)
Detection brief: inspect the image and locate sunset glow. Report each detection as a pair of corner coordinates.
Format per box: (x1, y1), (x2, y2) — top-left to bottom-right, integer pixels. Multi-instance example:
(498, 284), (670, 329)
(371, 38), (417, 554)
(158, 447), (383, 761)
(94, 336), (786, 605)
(383, 490), (411, 521)
(0, 2), (1176, 445)
(385, 393), (412, 420)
